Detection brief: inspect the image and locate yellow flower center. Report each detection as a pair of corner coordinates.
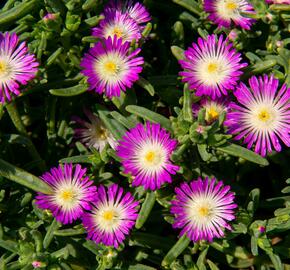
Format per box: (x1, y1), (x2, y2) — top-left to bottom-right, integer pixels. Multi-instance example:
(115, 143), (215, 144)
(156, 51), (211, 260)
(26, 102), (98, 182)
(104, 61), (118, 74)
(60, 190), (75, 202)
(207, 63), (218, 73)
(207, 107), (219, 121)
(144, 150), (163, 166)
(145, 151), (156, 163)
(103, 210), (115, 221)
(0, 61), (7, 74)
(113, 27), (123, 38)
(226, 1), (237, 11)
(198, 206), (210, 217)
(258, 110), (271, 122)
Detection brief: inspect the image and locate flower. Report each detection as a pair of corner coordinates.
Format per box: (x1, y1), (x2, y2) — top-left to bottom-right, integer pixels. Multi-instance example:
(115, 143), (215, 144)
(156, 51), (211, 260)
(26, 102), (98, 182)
(82, 184), (139, 248)
(80, 36), (144, 98)
(258, 226), (266, 233)
(179, 34), (247, 99)
(0, 32), (38, 103)
(73, 109), (117, 152)
(32, 261), (43, 268)
(92, 10), (141, 42)
(105, 0), (151, 27)
(35, 164), (97, 224)
(116, 121), (179, 190)
(192, 97), (230, 124)
(228, 29), (239, 41)
(204, 0), (255, 30)
(171, 177), (237, 242)
(266, 0), (290, 4)
(224, 74), (290, 156)
(43, 13), (57, 21)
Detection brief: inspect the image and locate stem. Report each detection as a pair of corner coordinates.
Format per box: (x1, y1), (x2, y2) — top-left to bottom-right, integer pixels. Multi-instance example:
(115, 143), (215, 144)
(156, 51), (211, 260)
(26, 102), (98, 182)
(6, 102), (46, 171)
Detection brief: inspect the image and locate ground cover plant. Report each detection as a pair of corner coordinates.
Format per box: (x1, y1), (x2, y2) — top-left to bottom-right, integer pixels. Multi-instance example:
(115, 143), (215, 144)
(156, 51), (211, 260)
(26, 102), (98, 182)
(0, 0), (289, 269)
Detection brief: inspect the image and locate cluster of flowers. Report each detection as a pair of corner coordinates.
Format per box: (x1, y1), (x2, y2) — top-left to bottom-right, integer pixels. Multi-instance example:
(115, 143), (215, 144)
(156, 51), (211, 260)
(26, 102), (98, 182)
(35, 161), (236, 247)
(81, 0), (150, 98)
(0, 0), (289, 250)
(179, 1), (290, 157)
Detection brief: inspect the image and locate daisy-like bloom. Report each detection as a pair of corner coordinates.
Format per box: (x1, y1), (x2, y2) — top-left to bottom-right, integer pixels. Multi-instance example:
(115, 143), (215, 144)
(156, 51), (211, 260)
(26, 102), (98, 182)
(179, 34), (247, 99)
(204, 0), (255, 30)
(105, 0), (151, 26)
(80, 36), (143, 98)
(0, 32), (38, 103)
(224, 74), (290, 157)
(73, 109), (117, 152)
(192, 97), (229, 124)
(171, 177), (237, 242)
(116, 121), (179, 190)
(92, 10), (141, 43)
(82, 184), (139, 248)
(35, 164), (97, 224)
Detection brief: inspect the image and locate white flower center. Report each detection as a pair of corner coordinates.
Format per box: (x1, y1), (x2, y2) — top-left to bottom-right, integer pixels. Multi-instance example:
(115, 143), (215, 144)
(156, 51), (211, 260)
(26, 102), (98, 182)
(95, 52), (127, 85)
(137, 141), (167, 174)
(247, 102), (279, 132)
(216, 0), (241, 20)
(196, 58), (231, 86)
(94, 204), (124, 232)
(104, 22), (130, 41)
(54, 182), (83, 211)
(0, 59), (12, 81)
(85, 123), (109, 143)
(186, 196), (219, 228)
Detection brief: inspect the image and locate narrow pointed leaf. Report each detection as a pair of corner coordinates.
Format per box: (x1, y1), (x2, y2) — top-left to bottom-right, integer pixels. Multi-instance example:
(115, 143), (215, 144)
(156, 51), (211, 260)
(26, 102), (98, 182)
(128, 264), (156, 270)
(207, 259), (220, 270)
(0, 240), (18, 253)
(216, 143), (269, 166)
(54, 228), (86, 236)
(268, 252), (283, 270)
(136, 77), (155, 96)
(0, 0), (39, 26)
(111, 111), (137, 129)
(172, 0), (202, 15)
(49, 83), (88, 96)
(197, 247), (208, 270)
(98, 109), (127, 140)
(59, 154), (101, 165)
(126, 105), (172, 131)
(171, 45), (185, 60)
(0, 159), (52, 194)
(162, 234), (191, 268)
(183, 84), (192, 122)
(135, 191), (156, 229)
(43, 219), (61, 249)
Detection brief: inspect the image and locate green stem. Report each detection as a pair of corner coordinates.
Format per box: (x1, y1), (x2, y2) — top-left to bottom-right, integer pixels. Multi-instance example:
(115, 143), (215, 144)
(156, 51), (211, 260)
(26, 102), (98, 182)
(6, 102), (46, 171)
